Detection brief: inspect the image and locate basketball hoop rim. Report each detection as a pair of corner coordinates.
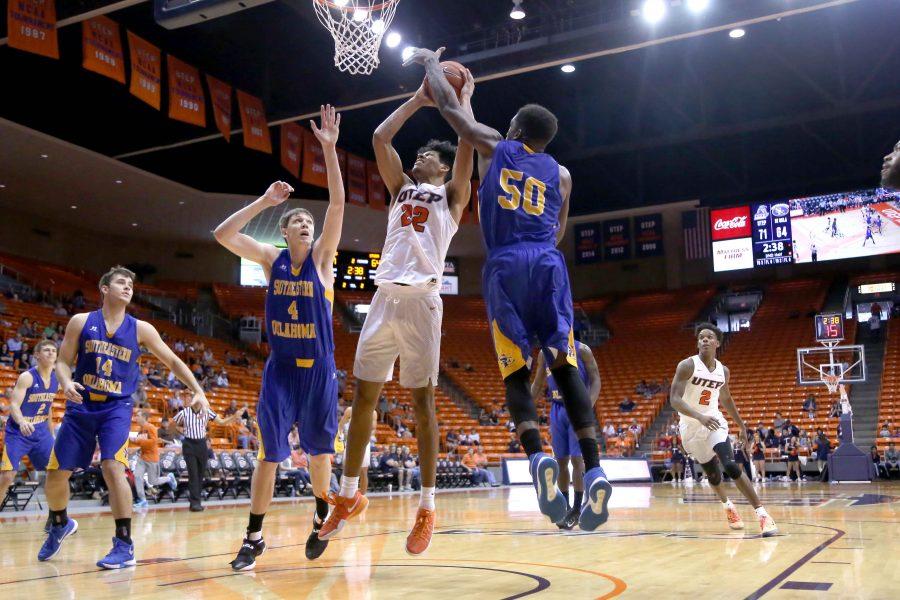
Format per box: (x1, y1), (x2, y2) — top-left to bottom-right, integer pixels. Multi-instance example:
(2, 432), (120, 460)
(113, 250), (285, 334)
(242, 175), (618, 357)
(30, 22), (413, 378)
(313, 0), (398, 12)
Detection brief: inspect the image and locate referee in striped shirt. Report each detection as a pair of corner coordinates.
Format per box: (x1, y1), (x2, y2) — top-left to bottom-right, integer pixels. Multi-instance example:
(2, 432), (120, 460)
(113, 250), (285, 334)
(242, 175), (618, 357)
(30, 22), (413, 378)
(174, 400), (238, 511)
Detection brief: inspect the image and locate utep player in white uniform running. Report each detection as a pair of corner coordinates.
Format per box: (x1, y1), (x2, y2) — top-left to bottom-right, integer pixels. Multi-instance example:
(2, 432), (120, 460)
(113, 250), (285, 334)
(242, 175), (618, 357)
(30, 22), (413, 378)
(320, 72), (476, 556)
(670, 323), (778, 536)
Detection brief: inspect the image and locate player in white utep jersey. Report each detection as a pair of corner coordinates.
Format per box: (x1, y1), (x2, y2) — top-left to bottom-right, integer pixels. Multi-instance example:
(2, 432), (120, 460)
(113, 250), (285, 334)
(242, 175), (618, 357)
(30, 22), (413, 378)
(670, 323), (778, 537)
(320, 72), (476, 555)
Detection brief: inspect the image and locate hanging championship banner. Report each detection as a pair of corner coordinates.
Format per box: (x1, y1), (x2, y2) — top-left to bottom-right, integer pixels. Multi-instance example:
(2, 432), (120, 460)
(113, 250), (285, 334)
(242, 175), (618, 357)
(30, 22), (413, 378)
(82, 16), (124, 83)
(367, 161), (386, 211)
(127, 32), (161, 110)
(167, 55), (205, 127)
(603, 218), (632, 261)
(346, 153), (368, 206)
(634, 213), (664, 257)
(236, 90), (272, 153)
(301, 128), (328, 188)
(575, 223), (601, 264)
(7, 0), (59, 59)
(206, 74), (232, 142)
(279, 123), (302, 178)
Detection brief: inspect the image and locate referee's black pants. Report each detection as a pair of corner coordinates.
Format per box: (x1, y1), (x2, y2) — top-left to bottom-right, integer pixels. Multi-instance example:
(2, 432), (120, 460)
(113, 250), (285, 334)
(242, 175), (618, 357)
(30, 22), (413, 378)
(182, 438), (207, 507)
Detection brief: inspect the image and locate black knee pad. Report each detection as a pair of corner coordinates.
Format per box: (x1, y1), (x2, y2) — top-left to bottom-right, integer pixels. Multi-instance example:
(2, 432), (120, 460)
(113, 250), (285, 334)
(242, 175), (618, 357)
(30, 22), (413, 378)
(701, 460), (723, 486)
(505, 367), (538, 426)
(723, 461), (743, 480)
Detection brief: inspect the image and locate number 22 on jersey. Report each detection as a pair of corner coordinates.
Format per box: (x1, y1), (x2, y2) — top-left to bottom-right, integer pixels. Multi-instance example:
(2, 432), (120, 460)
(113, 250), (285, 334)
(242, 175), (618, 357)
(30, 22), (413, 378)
(400, 204), (429, 232)
(497, 168), (546, 216)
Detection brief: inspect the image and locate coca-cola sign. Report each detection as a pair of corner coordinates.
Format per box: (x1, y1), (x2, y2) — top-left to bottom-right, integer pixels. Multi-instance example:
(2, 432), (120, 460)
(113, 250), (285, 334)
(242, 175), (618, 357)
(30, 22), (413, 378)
(710, 206), (752, 240)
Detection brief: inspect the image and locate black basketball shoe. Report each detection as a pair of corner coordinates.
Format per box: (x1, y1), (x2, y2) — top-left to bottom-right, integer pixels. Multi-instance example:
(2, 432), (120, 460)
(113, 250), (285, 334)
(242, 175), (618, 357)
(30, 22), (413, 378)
(230, 537), (266, 571)
(305, 516), (329, 560)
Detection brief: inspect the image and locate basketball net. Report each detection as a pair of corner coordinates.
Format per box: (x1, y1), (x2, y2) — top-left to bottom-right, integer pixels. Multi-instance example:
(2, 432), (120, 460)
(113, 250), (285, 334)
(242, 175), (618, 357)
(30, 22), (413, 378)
(312, 0), (400, 75)
(823, 373), (840, 395)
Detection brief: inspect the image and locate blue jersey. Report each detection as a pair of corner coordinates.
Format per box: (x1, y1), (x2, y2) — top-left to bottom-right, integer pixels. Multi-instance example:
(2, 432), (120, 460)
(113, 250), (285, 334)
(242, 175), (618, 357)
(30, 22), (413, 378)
(478, 140), (563, 252)
(73, 310), (141, 403)
(546, 349), (590, 404)
(6, 368), (56, 433)
(265, 248), (334, 360)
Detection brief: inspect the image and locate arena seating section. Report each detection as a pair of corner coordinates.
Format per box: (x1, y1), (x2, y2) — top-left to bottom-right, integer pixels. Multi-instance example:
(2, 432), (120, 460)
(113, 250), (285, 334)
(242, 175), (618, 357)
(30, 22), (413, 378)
(3, 256), (897, 482)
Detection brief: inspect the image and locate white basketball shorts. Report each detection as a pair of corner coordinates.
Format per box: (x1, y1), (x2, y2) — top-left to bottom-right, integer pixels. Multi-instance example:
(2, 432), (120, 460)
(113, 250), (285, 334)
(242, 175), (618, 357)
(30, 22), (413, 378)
(679, 412), (729, 464)
(353, 283), (443, 389)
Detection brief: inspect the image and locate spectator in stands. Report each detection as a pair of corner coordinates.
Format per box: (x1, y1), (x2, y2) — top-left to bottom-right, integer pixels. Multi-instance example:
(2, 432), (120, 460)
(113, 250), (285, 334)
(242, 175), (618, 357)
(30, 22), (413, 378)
(159, 417), (183, 446)
(201, 348), (215, 365)
(828, 398), (842, 418)
(781, 418), (799, 438)
(814, 432), (831, 474)
(174, 339), (186, 354)
(215, 369), (229, 388)
(397, 422), (413, 439)
(879, 421), (892, 438)
(236, 353), (250, 368)
(670, 444), (686, 482)
(42, 321), (57, 338)
(224, 400), (240, 417)
(132, 411), (177, 508)
(281, 447), (311, 493)
(237, 419), (258, 451)
(488, 409), (500, 426)
(13, 342), (30, 371)
(756, 421), (768, 440)
(619, 396), (636, 412)
(6, 331), (22, 362)
(165, 369), (179, 389)
(803, 394), (817, 420)
(885, 443), (899, 478)
(771, 429), (786, 452)
(132, 381), (150, 409)
(167, 390), (183, 415)
(288, 425), (300, 450)
(473, 445), (497, 486)
(464, 363), (474, 372)
(378, 444), (402, 490)
(868, 313), (882, 341)
(506, 432), (521, 453)
(377, 395), (388, 422)
(147, 367), (164, 388)
(468, 428), (481, 446)
(445, 429), (459, 453)
(16, 318), (30, 337)
(461, 448), (485, 486)
(628, 419), (642, 439)
(773, 412), (785, 431)
(506, 418), (516, 433)
(871, 446), (887, 479)
(0, 343), (13, 367)
(894, 427), (900, 439)
(397, 447), (415, 491)
(478, 408), (490, 426)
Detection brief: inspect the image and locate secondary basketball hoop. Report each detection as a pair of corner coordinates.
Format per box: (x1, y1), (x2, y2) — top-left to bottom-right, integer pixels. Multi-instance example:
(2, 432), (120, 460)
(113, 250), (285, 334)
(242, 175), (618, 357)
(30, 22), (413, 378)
(796, 313), (866, 393)
(312, 0), (401, 75)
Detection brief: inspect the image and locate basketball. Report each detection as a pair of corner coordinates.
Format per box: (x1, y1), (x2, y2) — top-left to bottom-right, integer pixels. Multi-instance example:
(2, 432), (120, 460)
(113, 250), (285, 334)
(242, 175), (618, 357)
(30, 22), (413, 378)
(423, 60), (467, 101)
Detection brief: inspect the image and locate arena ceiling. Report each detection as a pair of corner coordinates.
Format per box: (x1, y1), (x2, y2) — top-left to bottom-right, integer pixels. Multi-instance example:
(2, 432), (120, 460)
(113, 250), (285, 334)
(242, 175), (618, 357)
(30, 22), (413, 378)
(1, 0), (899, 232)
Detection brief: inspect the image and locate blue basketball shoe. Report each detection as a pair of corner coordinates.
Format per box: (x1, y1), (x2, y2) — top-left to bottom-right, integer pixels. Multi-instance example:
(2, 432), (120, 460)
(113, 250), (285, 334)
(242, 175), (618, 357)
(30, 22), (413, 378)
(38, 518), (79, 561)
(579, 466), (613, 531)
(529, 452), (567, 523)
(96, 537), (136, 569)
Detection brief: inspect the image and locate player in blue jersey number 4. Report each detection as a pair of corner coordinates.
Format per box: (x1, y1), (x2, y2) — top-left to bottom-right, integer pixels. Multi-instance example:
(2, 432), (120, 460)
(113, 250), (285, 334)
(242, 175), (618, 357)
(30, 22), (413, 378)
(405, 47), (612, 530)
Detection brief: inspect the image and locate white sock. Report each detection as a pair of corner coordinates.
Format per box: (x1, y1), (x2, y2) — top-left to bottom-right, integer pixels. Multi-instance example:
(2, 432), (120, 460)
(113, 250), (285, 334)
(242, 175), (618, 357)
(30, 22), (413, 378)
(722, 499), (734, 509)
(248, 530), (263, 542)
(419, 486), (436, 510)
(340, 476), (359, 499)
(755, 506), (768, 517)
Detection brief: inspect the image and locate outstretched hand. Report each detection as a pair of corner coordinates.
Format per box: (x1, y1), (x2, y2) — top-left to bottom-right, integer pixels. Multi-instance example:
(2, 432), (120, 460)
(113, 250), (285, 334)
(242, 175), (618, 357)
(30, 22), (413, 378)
(311, 104), (341, 147)
(262, 181), (294, 206)
(402, 46), (444, 67)
(460, 68), (475, 101)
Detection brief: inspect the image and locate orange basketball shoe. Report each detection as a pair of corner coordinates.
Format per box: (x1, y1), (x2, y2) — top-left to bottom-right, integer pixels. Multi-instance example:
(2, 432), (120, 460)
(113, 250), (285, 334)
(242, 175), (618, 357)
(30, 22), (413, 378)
(725, 504), (744, 530)
(317, 491), (368, 540)
(758, 512), (778, 537)
(405, 508), (435, 556)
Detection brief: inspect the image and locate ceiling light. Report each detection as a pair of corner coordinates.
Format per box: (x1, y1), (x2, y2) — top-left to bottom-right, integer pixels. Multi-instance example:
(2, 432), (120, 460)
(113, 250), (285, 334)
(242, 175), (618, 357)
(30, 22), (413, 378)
(354, 238), (360, 242)
(686, 0), (710, 14)
(385, 31), (401, 48)
(401, 46), (415, 62)
(179, 201), (185, 205)
(510, 0), (525, 20)
(561, 64), (575, 73)
(333, 0), (349, 6)
(115, 179), (123, 184)
(641, 0), (667, 24)
(729, 28), (745, 38)
(132, 222), (138, 227)
(0, 184), (5, 189)
(371, 19), (386, 34)
(70, 205), (77, 209)
(40, 153), (48, 159)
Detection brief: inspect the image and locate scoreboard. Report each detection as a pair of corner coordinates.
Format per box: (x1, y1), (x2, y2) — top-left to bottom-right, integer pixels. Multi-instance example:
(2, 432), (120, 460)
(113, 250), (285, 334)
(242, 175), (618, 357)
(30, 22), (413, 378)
(751, 202), (793, 267)
(333, 251), (380, 290)
(814, 313), (844, 343)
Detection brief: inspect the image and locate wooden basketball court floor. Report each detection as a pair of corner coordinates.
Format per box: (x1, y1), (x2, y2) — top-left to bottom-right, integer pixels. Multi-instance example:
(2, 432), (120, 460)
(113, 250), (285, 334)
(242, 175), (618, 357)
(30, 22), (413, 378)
(1, 482), (897, 599)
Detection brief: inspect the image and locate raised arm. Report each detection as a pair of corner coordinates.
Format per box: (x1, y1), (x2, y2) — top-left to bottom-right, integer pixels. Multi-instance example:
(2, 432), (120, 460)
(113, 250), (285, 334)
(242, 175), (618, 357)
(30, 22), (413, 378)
(669, 358), (719, 431)
(372, 92), (425, 197)
(530, 352), (548, 402)
(557, 165), (572, 246)
(718, 366), (748, 441)
(56, 313), (88, 403)
(309, 104), (345, 283)
(404, 48), (503, 159)
(137, 321), (208, 412)
(447, 69), (476, 224)
(577, 342), (601, 406)
(213, 182), (291, 272)
(8, 370), (36, 436)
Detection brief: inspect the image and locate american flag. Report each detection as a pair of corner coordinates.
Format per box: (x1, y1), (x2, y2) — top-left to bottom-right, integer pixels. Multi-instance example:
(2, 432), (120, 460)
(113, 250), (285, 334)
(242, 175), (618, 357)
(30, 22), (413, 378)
(682, 207), (711, 260)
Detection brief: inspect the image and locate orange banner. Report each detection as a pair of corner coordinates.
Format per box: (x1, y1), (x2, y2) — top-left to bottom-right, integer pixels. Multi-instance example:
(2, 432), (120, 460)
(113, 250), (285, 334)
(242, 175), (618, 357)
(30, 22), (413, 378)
(236, 90), (272, 153)
(280, 123), (302, 178)
(82, 16), (124, 83)
(206, 75), (232, 142)
(127, 32), (161, 110)
(346, 153), (367, 206)
(7, 0), (59, 59)
(167, 55), (205, 127)
(301, 128), (328, 188)
(367, 161), (387, 211)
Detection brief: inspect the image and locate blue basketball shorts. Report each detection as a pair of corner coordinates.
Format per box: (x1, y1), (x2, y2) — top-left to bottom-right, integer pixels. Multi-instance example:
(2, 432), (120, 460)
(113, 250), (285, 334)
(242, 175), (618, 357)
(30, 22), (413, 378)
(1, 424), (54, 471)
(256, 354), (339, 462)
(483, 243), (577, 378)
(49, 398), (134, 471)
(549, 402), (581, 458)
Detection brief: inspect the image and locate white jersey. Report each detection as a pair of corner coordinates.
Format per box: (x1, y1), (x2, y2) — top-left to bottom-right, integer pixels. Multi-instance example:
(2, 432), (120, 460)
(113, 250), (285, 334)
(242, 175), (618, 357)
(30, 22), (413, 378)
(374, 182), (458, 292)
(683, 355), (726, 417)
